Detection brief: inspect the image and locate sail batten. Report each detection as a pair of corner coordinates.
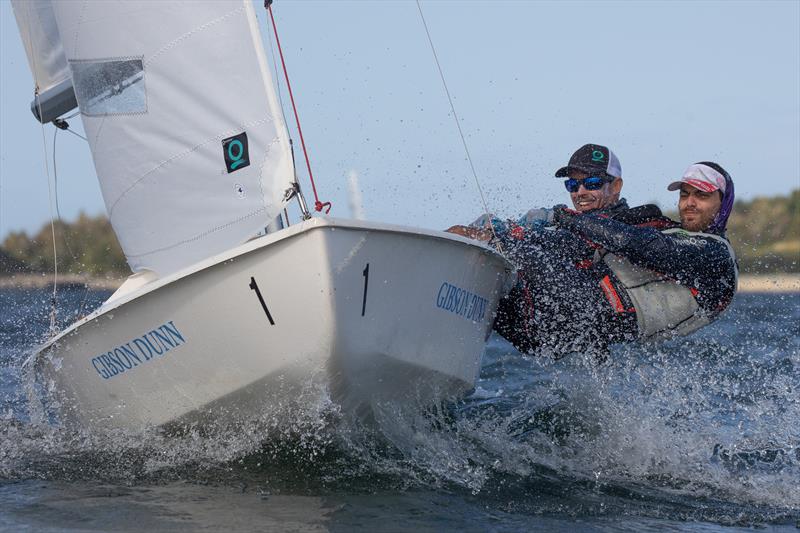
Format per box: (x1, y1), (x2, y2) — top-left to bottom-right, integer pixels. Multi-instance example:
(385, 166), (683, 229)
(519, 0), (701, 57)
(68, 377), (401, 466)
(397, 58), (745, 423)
(20, 0), (296, 276)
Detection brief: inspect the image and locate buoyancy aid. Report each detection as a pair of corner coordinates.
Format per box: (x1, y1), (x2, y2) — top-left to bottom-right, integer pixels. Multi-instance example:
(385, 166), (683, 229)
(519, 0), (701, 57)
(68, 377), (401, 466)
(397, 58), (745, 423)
(597, 228), (738, 341)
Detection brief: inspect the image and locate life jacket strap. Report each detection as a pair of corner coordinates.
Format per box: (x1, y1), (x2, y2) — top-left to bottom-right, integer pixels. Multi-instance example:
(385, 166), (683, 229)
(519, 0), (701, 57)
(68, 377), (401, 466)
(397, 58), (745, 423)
(599, 275), (636, 314)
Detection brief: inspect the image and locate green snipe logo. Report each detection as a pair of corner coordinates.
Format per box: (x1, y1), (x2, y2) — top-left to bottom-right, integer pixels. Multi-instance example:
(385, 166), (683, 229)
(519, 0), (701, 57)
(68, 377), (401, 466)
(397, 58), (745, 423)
(222, 132), (250, 173)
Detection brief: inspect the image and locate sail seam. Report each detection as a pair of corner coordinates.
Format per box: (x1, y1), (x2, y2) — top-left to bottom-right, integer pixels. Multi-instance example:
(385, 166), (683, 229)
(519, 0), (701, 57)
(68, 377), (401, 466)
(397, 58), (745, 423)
(124, 207), (272, 258)
(148, 5), (245, 65)
(256, 141), (273, 209)
(71, 1), (89, 57)
(91, 114), (108, 158)
(107, 116), (278, 216)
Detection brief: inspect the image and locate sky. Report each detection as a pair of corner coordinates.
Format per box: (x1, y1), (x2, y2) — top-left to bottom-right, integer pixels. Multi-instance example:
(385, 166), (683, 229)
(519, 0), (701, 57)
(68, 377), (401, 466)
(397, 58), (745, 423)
(1, 0), (799, 241)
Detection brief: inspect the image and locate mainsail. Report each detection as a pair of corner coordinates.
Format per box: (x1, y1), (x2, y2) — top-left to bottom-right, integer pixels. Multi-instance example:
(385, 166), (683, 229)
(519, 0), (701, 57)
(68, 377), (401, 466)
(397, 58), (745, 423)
(14, 0), (295, 276)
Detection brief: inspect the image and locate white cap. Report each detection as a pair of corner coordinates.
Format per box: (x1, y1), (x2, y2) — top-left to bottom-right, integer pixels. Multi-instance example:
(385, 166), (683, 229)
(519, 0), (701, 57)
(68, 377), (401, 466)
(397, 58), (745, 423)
(667, 163), (727, 193)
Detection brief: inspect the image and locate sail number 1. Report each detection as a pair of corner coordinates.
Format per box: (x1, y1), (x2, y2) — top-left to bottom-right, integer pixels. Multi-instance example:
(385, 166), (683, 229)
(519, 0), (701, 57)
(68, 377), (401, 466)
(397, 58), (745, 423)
(249, 277), (275, 325)
(361, 263), (369, 317)
(249, 265), (369, 323)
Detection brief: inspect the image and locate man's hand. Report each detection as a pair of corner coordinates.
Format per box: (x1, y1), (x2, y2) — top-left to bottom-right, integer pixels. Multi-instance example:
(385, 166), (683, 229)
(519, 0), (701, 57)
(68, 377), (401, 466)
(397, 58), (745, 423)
(552, 206), (581, 227)
(446, 225), (493, 242)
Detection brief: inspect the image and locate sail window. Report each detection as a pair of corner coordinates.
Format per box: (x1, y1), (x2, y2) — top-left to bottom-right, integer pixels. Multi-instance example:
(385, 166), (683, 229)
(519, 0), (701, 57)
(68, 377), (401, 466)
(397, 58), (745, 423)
(70, 58), (146, 116)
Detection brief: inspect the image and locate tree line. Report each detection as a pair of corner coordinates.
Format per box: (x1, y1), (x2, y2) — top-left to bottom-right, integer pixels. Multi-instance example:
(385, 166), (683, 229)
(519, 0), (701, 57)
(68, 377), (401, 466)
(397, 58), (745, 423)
(1, 212), (129, 276)
(724, 189), (799, 273)
(1, 190), (798, 276)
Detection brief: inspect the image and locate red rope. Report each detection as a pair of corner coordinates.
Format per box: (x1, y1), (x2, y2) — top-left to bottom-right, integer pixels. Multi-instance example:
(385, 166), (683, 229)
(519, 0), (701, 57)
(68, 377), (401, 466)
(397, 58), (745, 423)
(267, 3), (331, 214)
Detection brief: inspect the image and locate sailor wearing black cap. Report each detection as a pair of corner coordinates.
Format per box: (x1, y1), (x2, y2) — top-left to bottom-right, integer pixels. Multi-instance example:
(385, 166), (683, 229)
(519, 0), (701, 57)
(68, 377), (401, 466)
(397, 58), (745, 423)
(462, 143), (632, 241)
(554, 143), (624, 211)
(516, 143), (627, 227)
(450, 143), (651, 357)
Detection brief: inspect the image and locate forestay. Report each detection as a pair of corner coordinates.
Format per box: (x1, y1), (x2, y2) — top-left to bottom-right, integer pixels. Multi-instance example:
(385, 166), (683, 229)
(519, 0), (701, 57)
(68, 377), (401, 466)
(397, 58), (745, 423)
(16, 0), (295, 276)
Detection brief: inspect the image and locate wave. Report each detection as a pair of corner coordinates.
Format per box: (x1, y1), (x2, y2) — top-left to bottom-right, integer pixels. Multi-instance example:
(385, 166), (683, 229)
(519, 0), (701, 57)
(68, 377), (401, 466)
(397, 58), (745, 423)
(1, 291), (798, 527)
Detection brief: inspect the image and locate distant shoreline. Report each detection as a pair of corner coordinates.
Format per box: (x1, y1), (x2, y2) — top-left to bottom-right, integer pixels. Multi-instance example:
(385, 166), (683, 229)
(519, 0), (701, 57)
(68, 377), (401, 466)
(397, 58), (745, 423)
(736, 274), (800, 293)
(0, 273), (123, 291)
(1, 272), (798, 294)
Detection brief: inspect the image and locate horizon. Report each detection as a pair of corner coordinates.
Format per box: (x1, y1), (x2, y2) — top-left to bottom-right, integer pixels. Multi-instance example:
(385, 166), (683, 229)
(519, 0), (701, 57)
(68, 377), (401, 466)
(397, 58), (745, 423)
(5, 186), (798, 241)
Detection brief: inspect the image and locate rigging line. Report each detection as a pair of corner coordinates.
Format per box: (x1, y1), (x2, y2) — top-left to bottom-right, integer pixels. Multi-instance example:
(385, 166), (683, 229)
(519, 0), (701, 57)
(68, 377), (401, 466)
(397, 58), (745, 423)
(58, 110), (88, 141)
(64, 128), (88, 142)
(20, 3), (59, 333)
(42, 106), (59, 336)
(53, 127), (91, 319)
(266, 12), (290, 139)
(52, 128), (63, 222)
(415, 1), (500, 244)
(266, 2), (331, 214)
(52, 128), (80, 265)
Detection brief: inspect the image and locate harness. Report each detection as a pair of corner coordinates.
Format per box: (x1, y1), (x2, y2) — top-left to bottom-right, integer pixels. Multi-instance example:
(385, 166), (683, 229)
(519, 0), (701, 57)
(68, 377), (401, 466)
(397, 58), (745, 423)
(597, 226), (737, 341)
(494, 204), (736, 350)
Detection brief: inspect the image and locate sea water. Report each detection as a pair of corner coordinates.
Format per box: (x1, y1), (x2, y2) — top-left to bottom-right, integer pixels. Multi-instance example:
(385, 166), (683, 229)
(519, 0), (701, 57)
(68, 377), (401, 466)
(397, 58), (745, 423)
(1, 286), (798, 532)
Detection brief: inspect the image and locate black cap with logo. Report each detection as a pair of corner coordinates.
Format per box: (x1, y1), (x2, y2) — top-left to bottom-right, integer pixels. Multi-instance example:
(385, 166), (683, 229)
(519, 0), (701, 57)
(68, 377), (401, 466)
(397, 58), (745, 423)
(554, 143), (622, 179)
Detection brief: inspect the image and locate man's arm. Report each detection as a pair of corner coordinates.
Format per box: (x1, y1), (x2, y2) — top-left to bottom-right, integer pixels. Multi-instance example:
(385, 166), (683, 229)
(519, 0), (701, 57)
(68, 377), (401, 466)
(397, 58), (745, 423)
(445, 225), (492, 241)
(519, 207), (557, 227)
(554, 210), (734, 285)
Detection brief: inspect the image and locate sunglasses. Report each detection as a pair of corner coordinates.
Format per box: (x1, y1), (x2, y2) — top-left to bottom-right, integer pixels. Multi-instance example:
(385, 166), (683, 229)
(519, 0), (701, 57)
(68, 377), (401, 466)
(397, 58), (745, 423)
(564, 175), (614, 193)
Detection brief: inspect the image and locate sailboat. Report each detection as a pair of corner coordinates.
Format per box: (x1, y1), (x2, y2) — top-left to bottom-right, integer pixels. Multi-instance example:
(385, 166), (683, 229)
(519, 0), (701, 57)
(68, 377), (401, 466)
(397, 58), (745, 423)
(12, 0), (512, 433)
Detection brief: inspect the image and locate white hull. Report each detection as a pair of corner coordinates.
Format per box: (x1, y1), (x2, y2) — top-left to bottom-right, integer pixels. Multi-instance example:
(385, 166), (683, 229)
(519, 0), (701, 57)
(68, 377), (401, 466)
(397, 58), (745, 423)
(35, 218), (512, 433)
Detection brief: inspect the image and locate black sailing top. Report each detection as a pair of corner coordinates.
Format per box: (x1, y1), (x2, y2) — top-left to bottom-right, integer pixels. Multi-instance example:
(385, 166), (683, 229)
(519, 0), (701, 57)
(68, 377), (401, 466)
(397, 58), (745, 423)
(553, 208), (738, 316)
